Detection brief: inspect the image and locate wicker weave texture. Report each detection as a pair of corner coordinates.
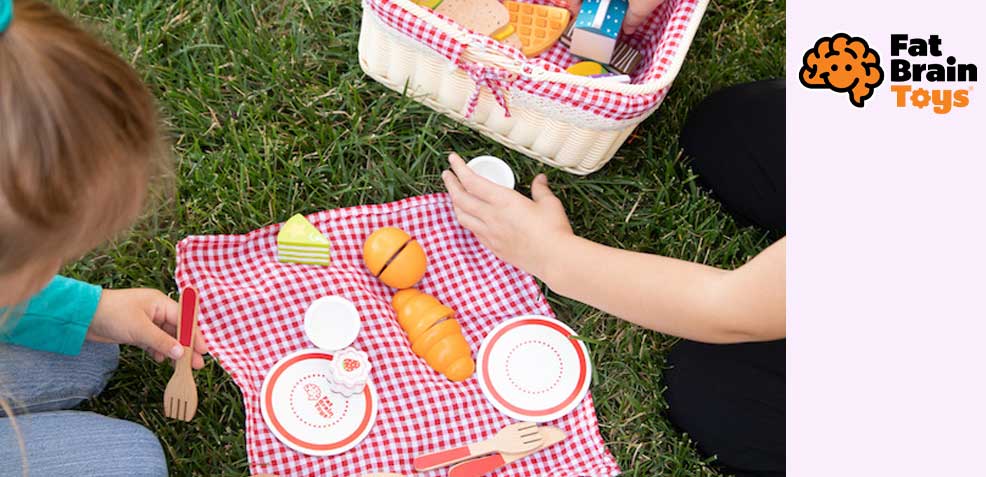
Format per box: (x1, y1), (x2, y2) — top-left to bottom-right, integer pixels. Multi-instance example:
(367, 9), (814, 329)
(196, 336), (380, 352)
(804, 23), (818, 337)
(359, 11), (646, 174)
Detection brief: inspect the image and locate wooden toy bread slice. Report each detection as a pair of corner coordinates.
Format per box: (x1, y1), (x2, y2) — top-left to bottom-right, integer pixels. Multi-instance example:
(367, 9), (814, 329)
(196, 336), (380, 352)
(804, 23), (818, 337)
(435, 0), (511, 37)
(504, 1), (570, 57)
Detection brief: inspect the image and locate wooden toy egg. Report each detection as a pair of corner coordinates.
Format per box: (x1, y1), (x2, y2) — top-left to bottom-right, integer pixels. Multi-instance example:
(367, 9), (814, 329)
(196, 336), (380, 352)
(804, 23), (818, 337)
(363, 227), (427, 289)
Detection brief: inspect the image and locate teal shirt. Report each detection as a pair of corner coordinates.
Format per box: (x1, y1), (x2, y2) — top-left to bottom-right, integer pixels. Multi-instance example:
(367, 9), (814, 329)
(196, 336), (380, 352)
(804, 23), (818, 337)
(0, 276), (102, 355)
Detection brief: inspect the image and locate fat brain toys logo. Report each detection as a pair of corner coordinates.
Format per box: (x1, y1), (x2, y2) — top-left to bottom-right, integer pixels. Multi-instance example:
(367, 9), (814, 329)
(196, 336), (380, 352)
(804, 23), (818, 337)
(800, 33), (978, 113)
(800, 33), (883, 107)
(886, 34), (976, 113)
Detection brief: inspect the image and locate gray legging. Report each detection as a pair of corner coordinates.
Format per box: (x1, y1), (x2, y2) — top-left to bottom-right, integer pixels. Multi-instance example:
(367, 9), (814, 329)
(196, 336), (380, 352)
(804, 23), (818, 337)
(0, 341), (167, 477)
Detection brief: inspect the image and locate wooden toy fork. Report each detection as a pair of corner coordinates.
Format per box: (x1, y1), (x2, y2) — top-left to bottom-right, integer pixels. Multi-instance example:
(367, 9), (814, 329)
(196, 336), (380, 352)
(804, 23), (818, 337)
(413, 422), (542, 471)
(163, 286), (199, 421)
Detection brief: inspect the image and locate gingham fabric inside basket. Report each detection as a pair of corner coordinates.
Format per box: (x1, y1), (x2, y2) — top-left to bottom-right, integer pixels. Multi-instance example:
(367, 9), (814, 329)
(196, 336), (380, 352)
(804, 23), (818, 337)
(174, 194), (621, 477)
(365, 0), (704, 121)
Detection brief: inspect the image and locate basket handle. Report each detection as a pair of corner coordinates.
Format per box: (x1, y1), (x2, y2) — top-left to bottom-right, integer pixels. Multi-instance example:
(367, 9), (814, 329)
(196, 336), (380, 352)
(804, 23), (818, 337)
(376, 0), (711, 95)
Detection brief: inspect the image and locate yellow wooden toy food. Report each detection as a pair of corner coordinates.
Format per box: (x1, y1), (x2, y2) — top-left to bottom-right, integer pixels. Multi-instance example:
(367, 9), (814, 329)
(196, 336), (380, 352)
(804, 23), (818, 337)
(392, 289), (475, 382)
(504, 1), (570, 57)
(363, 227), (428, 289)
(566, 60), (605, 76)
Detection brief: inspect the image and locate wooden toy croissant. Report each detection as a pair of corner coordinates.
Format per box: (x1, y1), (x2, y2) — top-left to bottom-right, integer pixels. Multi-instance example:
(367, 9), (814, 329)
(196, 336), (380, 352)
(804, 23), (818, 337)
(392, 289), (475, 382)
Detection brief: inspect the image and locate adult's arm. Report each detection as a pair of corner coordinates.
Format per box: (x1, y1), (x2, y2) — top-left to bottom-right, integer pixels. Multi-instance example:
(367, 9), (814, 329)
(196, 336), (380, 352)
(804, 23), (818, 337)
(541, 236), (785, 343)
(441, 153), (785, 344)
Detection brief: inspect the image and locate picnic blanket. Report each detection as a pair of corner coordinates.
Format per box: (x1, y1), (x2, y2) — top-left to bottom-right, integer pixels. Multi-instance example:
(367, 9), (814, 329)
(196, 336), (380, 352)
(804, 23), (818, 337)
(174, 193), (620, 477)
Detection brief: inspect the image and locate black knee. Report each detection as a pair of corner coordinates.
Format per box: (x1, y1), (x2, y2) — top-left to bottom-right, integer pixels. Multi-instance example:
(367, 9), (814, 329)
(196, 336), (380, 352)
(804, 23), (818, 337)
(664, 339), (786, 477)
(680, 79), (786, 234)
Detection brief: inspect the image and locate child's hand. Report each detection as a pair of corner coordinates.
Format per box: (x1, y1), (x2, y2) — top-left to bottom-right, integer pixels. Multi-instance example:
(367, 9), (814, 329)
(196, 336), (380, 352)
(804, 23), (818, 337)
(86, 288), (209, 369)
(565, 0), (666, 35)
(441, 153), (574, 279)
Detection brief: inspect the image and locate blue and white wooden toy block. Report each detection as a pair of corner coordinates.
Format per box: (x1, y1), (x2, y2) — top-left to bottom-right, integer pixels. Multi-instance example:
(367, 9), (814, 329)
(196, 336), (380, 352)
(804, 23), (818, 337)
(570, 0), (628, 63)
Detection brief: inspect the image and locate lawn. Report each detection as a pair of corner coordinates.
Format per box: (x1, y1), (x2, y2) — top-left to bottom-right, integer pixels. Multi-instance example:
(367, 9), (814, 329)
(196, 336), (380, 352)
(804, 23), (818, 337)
(62, 0), (785, 475)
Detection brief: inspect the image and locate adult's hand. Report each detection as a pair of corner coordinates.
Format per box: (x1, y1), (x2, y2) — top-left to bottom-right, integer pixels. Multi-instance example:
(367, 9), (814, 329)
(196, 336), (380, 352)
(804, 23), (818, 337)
(441, 153), (574, 281)
(565, 0), (667, 35)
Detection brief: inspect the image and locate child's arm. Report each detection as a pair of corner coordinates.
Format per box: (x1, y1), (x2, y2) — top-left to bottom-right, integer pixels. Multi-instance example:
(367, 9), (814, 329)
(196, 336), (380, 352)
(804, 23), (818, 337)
(1, 278), (208, 366)
(86, 288), (209, 368)
(0, 275), (103, 354)
(442, 153), (784, 344)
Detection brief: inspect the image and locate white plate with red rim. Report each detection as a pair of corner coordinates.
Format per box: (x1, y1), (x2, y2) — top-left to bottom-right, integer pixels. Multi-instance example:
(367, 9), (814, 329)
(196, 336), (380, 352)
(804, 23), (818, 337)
(260, 349), (378, 456)
(477, 315), (592, 423)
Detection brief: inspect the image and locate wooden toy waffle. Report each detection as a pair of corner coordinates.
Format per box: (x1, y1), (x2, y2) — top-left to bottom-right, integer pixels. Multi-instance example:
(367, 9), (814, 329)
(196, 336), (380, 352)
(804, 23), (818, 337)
(504, 1), (570, 57)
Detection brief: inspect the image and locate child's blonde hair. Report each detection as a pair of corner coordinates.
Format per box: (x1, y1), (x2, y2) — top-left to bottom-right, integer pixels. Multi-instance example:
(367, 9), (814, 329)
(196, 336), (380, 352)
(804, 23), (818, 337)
(1, 3), (168, 473)
(0, 0), (167, 284)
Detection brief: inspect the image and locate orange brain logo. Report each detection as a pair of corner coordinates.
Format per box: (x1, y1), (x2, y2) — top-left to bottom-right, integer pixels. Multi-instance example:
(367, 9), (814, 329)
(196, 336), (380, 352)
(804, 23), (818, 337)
(800, 33), (884, 107)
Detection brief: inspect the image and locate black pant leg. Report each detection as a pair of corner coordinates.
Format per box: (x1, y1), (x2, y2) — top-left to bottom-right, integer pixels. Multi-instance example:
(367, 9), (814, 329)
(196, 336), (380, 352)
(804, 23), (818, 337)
(679, 79), (786, 234)
(668, 80), (786, 476)
(664, 339), (786, 477)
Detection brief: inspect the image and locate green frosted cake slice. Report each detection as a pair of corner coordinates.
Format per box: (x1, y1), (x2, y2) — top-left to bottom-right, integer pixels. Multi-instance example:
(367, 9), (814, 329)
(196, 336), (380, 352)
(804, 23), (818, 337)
(277, 214), (331, 266)
(277, 252), (331, 266)
(277, 214), (330, 248)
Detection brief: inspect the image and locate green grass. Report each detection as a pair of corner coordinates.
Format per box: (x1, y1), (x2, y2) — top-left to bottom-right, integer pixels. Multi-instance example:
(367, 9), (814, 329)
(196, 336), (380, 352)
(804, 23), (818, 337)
(57, 0), (786, 474)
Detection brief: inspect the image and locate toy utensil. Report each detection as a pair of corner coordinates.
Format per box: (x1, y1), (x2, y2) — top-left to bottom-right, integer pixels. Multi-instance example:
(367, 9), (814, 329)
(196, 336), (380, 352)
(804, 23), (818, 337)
(413, 422), (543, 471)
(447, 426), (567, 477)
(164, 286), (200, 421)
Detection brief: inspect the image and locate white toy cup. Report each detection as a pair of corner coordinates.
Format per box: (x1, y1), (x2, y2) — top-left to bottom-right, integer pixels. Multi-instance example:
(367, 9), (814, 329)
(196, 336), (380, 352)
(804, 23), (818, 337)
(468, 156), (516, 189)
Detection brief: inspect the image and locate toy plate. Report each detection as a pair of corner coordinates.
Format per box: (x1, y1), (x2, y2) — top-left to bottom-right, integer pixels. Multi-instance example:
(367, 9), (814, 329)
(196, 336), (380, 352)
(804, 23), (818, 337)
(477, 315), (591, 422)
(260, 349), (378, 456)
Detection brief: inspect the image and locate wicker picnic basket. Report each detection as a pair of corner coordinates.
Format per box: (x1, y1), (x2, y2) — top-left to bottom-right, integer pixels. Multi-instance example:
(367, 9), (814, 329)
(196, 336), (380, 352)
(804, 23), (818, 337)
(358, 0), (708, 174)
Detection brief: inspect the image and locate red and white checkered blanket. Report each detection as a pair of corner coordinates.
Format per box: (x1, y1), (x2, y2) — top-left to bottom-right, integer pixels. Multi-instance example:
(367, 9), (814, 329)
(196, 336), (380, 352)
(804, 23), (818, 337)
(175, 194), (620, 477)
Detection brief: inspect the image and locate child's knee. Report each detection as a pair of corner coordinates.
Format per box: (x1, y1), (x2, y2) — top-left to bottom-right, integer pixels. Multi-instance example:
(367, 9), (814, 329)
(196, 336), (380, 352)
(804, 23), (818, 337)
(75, 341), (120, 400)
(118, 421), (169, 477)
(83, 416), (169, 477)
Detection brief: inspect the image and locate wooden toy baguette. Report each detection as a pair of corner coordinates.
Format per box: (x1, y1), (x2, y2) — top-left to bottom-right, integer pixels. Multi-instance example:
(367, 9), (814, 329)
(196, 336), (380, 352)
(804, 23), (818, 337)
(392, 289), (475, 382)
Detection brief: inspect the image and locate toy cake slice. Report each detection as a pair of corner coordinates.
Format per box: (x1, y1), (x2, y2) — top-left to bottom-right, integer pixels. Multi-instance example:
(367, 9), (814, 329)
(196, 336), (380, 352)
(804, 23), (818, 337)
(504, 1), (570, 57)
(277, 214), (331, 266)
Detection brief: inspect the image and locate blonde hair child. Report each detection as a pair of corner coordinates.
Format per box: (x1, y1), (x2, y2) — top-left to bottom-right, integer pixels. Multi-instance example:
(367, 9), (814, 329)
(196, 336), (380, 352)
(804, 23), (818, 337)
(0, 1), (205, 475)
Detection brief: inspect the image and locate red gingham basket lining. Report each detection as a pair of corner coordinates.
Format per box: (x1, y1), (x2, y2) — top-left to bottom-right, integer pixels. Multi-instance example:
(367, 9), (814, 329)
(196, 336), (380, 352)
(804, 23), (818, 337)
(175, 194), (621, 477)
(366, 0), (701, 121)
